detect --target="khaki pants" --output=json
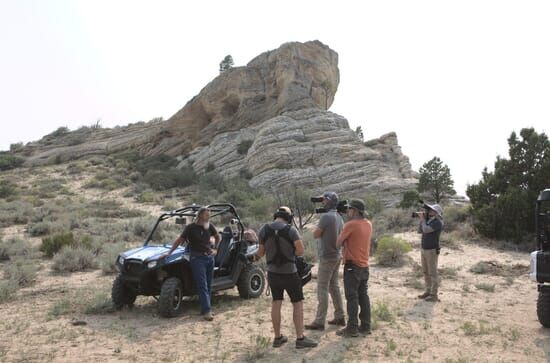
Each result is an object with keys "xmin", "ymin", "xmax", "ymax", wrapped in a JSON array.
[
  {"xmin": 421, "ymin": 249, "xmax": 439, "ymax": 296},
  {"xmin": 313, "ymin": 258, "xmax": 345, "ymax": 325}
]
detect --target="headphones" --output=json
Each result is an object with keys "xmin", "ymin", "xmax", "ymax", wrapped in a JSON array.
[{"xmin": 273, "ymin": 206, "xmax": 293, "ymax": 223}]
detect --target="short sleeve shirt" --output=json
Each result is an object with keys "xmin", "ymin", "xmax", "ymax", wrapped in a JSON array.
[
  {"xmin": 180, "ymin": 223, "xmax": 219, "ymax": 256},
  {"xmin": 317, "ymin": 210, "xmax": 344, "ymax": 259}
]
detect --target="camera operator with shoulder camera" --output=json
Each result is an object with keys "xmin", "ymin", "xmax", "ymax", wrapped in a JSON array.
[
  {"xmin": 416, "ymin": 203, "xmax": 444, "ymax": 302},
  {"xmin": 305, "ymin": 192, "xmax": 346, "ymax": 331},
  {"xmin": 254, "ymin": 206, "xmax": 318, "ymax": 349}
]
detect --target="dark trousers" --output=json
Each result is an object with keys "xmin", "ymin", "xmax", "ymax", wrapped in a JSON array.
[
  {"xmin": 190, "ymin": 255, "xmax": 214, "ymax": 314},
  {"xmin": 343, "ymin": 264, "xmax": 371, "ymax": 330}
]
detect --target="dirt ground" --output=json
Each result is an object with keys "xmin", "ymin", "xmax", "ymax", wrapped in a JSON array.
[{"xmin": 1, "ymin": 167, "xmax": 549, "ymax": 362}]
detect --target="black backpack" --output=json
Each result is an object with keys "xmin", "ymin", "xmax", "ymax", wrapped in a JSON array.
[{"xmin": 263, "ymin": 224, "xmax": 313, "ymax": 286}]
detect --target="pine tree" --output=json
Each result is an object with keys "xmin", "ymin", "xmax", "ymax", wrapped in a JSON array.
[
  {"xmin": 219, "ymin": 55, "xmax": 234, "ymax": 73},
  {"xmin": 418, "ymin": 157, "xmax": 456, "ymax": 203}
]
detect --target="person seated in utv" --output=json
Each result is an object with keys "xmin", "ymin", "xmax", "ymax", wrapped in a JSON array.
[{"xmin": 163, "ymin": 207, "xmax": 220, "ymax": 321}]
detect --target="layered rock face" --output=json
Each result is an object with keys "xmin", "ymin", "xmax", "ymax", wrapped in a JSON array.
[{"xmin": 19, "ymin": 40, "xmax": 417, "ymax": 205}]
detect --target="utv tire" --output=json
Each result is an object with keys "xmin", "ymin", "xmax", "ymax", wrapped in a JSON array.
[
  {"xmin": 159, "ymin": 277, "xmax": 184, "ymax": 318},
  {"xmin": 112, "ymin": 275, "xmax": 137, "ymax": 310},
  {"xmin": 237, "ymin": 265, "xmax": 265, "ymax": 299},
  {"xmin": 538, "ymin": 288, "xmax": 550, "ymax": 327}
]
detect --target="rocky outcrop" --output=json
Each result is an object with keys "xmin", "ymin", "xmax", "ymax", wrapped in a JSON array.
[
  {"xmin": 181, "ymin": 108, "xmax": 417, "ymax": 205},
  {"xmin": 17, "ymin": 40, "xmax": 417, "ymax": 205}
]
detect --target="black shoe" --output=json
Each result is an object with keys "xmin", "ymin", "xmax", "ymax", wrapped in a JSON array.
[
  {"xmin": 305, "ymin": 322, "xmax": 325, "ymax": 331},
  {"xmin": 417, "ymin": 292, "xmax": 430, "ymax": 299},
  {"xmin": 273, "ymin": 335, "xmax": 288, "ymax": 348},
  {"xmin": 296, "ymin": 335, "xmax": 318, "ymax": 349},
  {"xmin": 359, "ymin": 326, "xmax": 372, "ymax": 335},
  {"xmin": 336, "ymin": 327, "xmax": 359, "ymax": 337},
  {"xmin": 327, "ymin": 318, "xmax": 346, "ymax": 326}
]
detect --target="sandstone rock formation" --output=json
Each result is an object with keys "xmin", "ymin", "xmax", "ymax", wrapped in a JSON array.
[{"xmin": 18, "ymin": 40, "xmax": 417, "ymax": 205}]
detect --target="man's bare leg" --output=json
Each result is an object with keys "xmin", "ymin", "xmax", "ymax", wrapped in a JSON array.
[
  {"xmin": 272, "ymin": 300, "xmax": 283, "ymax": 337},
  {"xmin": 292, "ymin": 301, "xmax": 304, "ymax": 338}
]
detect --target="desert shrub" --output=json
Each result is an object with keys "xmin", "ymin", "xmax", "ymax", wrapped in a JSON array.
[
  {"xmin": 30, "ymin": 178, "xmax": 70, "ymax": 198},
  {"xmin": 0, "ymin": 237, "xmax": 37, "ymax": 260},
  {"xmin": 0, "ymin": 153, "xmax": 24, "ymax": 171},
  {"xmin": 199, "ymin": 171, "xmax": 226, "ymax": 193},
  {"xmin": 0, "ymin": 179, "xmax": 17, "ymax": 199},
  {"xmin": 52, "ymin": 246, "xmax": 98, "ymax": 272},
  {"xmin": 99, "ymin": 242, "xmax": 127, "ymax": 274},
  {"xmin": 399, "ymin": 190, "xmax": 421, "ymax": 209},
  {"xmin": 135, "ymin": 154, "xmax": 178, "ymax": 174},
  {"xmin": 444, "ymin": 205, "xmax": 470, "ymax": 231},
  {"xmin": 3, "ymin": 260, "xmax": 37, "ymax": 287},
  {"xmin": 244, "ymin": 195, "xmax": 276, "ymax": 221},
  {"xmin": 0, "ymin": 200, "xmax": 33, "ymax": 227},
  {"xmin": 362, "ymin": 195, "xmax": 383, "ymax": 217},
  {"xmin": 27, "ymin": 221, "xmax": 52, "ymax": 236},
  {"xmin": 65, "ymin": 162, "xmax": 85, "ymax": 175},
  {"xmin": 87, "ymin": 199, "xmax": 145, "ymax": 218},
  {"xmin": 239, "ymin": 168, "xmax": 253, "ymax": 180},
  {"xmin": 372, "ymin": 300, "xmax": 394, "ymax": 323},
  {"xmin": 375, "ymin": 236, "xmax": 412, "ymax": 267},
  {"xmin": 40, "ymin": 232, "xmax": 75, "ymax": 258},
  {"xmin": 84, "ymin": 292, "xmax": 115, "ymax": 314},
  {"xmin": 205, "ymin": 162, "xmax": 216, "ymax": 172},
  {"xmin": 10, "ymin": 142, "xmax": 24, "ymax": 152},
  {"xmin": 0, "ymin": 280, "xmax": 19, "ymax": 303},
  {"xmin": 143, "ymin": 167, "xmax": 197, "ymax": 190},
  {"xmin": 301, "ymin": 229, "xmax": 317, "ymax": 263},
  {"xmin": 237, "ymin": 140, "xmax": 254, "ymax": 155},
  {"xmin": 136, "ymin": 191, "xmax": 157, "ymax": 203},
  {"xmin": 475, "ymin": 283, "xmax": 495, "ymax": 292},
  {"xmin": 372, "ymin": 208, "xmax": 415, "ymax": 240}
]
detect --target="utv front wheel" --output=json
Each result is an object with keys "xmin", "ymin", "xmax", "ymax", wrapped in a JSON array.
[
  {"xmin": 538, "ymin": 287, "xmax": 550, "ymax": 327},
  {"xmin": 237, "ymin": 265, "xmax": 265, "ymax": 299},
  {"xmin": 158, "ymin": 277, "xmax": 184, "ymax": 318},
  {"xmin": 112, "ymin": 275, "xmax": 137, "ymax": 310}
]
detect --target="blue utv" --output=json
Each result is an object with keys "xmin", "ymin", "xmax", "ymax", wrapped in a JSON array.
[{"xmin": 112, "ymin": 203, "xmax": 265, "ymax": 317}]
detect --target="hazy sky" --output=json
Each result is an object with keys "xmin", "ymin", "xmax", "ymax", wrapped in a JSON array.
[{"xmin": 1, "ymin": 1, "xmax": 549, "ymax": 195}]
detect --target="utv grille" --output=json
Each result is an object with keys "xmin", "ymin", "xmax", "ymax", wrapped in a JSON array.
[{"xmin": 125, "ymin": 260, "xmax": 144, "ymax": 275}]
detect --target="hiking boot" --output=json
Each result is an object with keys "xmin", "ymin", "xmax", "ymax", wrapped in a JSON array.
[
  {"xmin": 273, "ymin": 335, "xmax": 288, "ymax": 348},
  {"xmin": 424, "ymin": 295, "xmax": 439, "ymax": 302},
  {"xmin": 328, "ymin": 318, "xmax": 346, "ymax": 326},
  {"xmin": 359, "ymin": 325, "xmax": 372, "ymax": 335},
  {"xmin": 202, "ymin": 312, "xmax": 214, "ymax": 321},
  {"xmin": 336, "ymin": 327, "xmax": 359, "ymax": 337},
  {"xmin": 305, "ymin": 322, "xmax": 325, "ymax": 331},
  {"xmin": 296, "ymin": 335, "xmax": 318, "ymax": 349},
  {"xmin": 417, "ymin": 292, "xmax": 430, "ymax": 299}
]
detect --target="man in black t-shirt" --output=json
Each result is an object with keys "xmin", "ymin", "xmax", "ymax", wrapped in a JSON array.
[
  {"xmin": 164, "ymin": 207, "xmax": 220, "ymax": 320},
  {"xmin": 416, "ymin": 203, "xmax": 444, "ymax": 302}
]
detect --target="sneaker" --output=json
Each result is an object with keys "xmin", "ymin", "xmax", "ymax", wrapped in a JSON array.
[
  {"xmin": 202, "ymin": 312, "xmax": 214, "ymax": 321},
  {"xmin": 296, "ymin": 335, "xmax": 318, "ymax": 349},
  {"xmin": 417, "ymin": 292, "xmax": 430, "ymax": 299},
  {"xmin": 273, "ymin": 335, "xmax": 288, "ymax": 348},
  {"xmin": 327, "ymin": 318, "xmax": 346, "ymax": 326},
  {"xmin": 336, "ymin": 327, "xmax": 359, "ymax": 337},
  {"xmin": 304, "ymin": 322, "xmax": 325, "ymax": 331},
  {"xmin": 424, "ymin": 295, "xmax": 439, "ymax": 302},
  {"xmin": 359, "ymin": 326, "xmax": 372, "ymax": 335}
]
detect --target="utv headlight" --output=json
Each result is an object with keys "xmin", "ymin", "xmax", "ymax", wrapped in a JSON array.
[
  {"xmin": 117, "ymin": 256, "xmax": 125, "ymax": 265},
  {"xmin": 147, "ymin": 260, "xmax": 158, "ymax": 269}
]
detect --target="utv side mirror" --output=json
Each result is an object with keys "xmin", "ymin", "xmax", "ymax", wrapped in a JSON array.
[
  {"xmin": 176, "ymin": 218, "xmax": 187, "ymax": 225},
  {"xmin": 230, "ymin": 218, "xmax": 239, "ymax": 225}
]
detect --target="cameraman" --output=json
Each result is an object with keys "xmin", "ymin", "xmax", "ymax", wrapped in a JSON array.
[
  {"xmin": 255, "ymin": 206, "xmax": 318, "ymax": 349},
  {"xmin": 305, "ymin": 192, "xmax": 345, "ymax": 331},
  {"xmin": 417, "ymin": 203, "xmax": 444, "ymax": 302}
]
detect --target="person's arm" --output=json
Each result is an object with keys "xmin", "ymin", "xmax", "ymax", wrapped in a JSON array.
[
  {"xmin": 314, "ymin": 214, "xmax": 329, "ymax": 239},
  {"xmin": 252, "ymin": 226, "xmax": 266, "ymax": 261},
  {"xmin": 421, "ymin": 218, "xmax": 442, "ymax": 234},
  {"xmin": 336, "ymin": 223, "xmax": 351, "ymax": 248},
  {"xmin": 313, "ymin": 227, "xmax": 323, "ymax": 239},
  {"xmin": 210, "ymin": 224, "xmax": 221, "ymax": 247},
  {"xmin": 294, "ymin": 240, "xmax": 305, "ymax": 257}
]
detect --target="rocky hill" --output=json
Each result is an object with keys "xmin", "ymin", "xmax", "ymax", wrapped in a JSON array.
[{"xmin": 15, "ymin": 40, "xmax": 417, "ymax": 205}]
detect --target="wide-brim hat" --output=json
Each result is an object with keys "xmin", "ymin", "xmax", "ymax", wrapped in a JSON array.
[
  {"xmin": 347, "ymin": 199, "xmax": 366, "ymax": 215},
  {"xmin": 425, "ymin": 203, "xmax": 443, "ymax": 217}
]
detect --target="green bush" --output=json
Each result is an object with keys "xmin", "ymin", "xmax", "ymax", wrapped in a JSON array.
[
  {"xmin": 399, "ymin": 190, "xmax": 420, "ymax": 209},
  {"xmin": 199, "ymin": 171, "xmax": 226, "ymax": 193},
  {"xmin": 3, "ymin": 260, "xmax": 37, "ymax": 287},
  {"xmin": 444, "ymin": 205, "xmax": 470, "ymax": 231},
  {"xmin": 0, "ymin": 200, "xmax": 33, "ymax": 227},
  {"xmin": 363, "ymin": 195, "xmax": 383, "ymax": 217},
  {"xmin": 237, "ymin": 140, "xmax": 254, "ymax": 155},
  {"xmin": 0, "ymin": 179, "xmax": 17, "ymax": 199},
  {"xmin": 40, "ymin": 232, "xmax": 75, "ymax": 258},
  {"xmin": 28, "ymin": 221, "xmax": 51, "ymax": 236},
  {"xmin": 0, "ymin": 153, "xmax": 24, "ymax": 171},
  {"xmin": 143, "ymin": 167, "xmax": 197, "ymax": 190},
  {"xmin": 99, "ymin": 242, "xmax": 127, "ymax": 274},
  {"xmin": 375, "ymin": 236, "xmax": 412, "ymax": 267},
  {"xmin": 52, "ymin": 246, "xmax": 98, "ymax": 272},
  {"xmin": 0, "ymin": 280, "xmax": 19, "ymax": 303}
]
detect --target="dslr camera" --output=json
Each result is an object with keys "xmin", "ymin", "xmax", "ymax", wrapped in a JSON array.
[
  {"xmin": 411, "ymin": 200, "xmax": 430, "ymax": 218},
  {"xmin": 311, "ymin": 196, "xmax": 349, "ymax": 214}
]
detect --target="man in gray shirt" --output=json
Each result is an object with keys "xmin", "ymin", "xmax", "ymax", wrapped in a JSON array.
[
  {"xmin": 305, "ymin": 192, "xmax": 346, "ymax": 330},
  {"xmin": 255, "ymin": 206, "xmax": 318, "ymax": 349}
]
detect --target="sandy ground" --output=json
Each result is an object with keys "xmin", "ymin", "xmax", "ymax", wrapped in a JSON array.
[{"xmin": 1, "ymin": 166, "xmax": 549, "ymax": 362}]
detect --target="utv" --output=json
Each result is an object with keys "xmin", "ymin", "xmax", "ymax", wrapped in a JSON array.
[
  {"xmin": 529, "ymin": 189, "xmax": 550, "ymax": 326},
  {"xmin": 112, "ymin": 203, "xmax": 266, "ymax": 317}
]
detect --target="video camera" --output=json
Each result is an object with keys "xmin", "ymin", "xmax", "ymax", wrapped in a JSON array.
[
  {"xmin": 411, "ymin": 200, "xmax": 430, "ymax": 219},
  {"xmin": 311, "ymin": 196, "xmax": 349, "ymax": 214}
]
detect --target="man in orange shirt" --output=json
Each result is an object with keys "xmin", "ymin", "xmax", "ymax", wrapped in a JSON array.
[{"xmin": 336, "ymin": 199, "xmax": 372, "ymax": 337}]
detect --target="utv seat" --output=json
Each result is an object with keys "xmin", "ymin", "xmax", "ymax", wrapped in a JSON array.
[{"xmin": 215, "ymin": 227, "xmax": 233, "ymax": 269}]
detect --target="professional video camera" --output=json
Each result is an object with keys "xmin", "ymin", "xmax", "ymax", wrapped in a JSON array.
[
  {"xmin": 411, "ymin": 200, "xmax": 431, "ymax": 218},
  {"xmin": 311, "ymin": 196, "xmax": 349, "ymax": 214}
]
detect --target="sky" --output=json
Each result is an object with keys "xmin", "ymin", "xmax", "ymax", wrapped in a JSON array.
[{"xmin": 1, "ymin": 1, "xmax": 549, "ymax": 195}]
